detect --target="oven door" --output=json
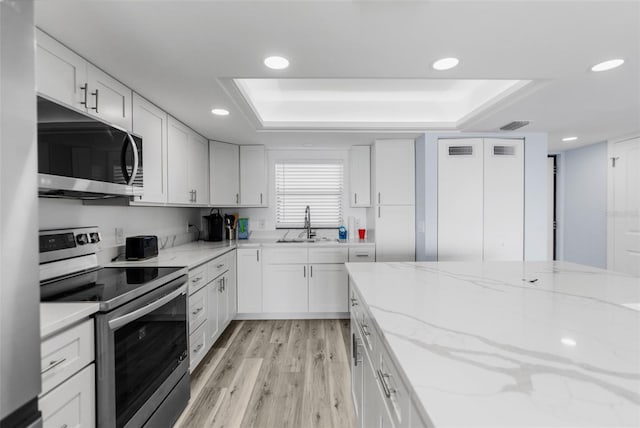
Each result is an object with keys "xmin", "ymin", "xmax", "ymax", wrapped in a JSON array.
[{"xmin": 96, "ymin": 276, "xmax": 189, "ymax": 428}]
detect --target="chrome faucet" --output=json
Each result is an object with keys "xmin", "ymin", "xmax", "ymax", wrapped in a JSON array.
[{"xmin": 304, "ymin": 205, "xmax": 311, "ymax": 239}]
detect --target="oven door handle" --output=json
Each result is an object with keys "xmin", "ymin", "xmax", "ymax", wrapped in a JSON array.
[{"xmin": 108, "ymin": 284, "xmax": 187, "ymax": 330}]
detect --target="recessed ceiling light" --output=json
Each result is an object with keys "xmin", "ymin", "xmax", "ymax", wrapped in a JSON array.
[
  {"xmin": 562, "ymin": 136, "xmax": 578, "ymax": 142},
  {"xmin": 211, "ymin": 108, "xmax": 229, "ymax": 116},
  {"xmin": 591, "ymin": 59, "xmax": 624, "ymax": 72},
  {"xmin": 264, "ymin": 56, "xmax": 290, "ymax": 70},
  {"xmin": 432, "ymin": 57, "xmax": 459, "ymax": 71},
  {"xmin": 561, "ymin": 337, "xmax": 577, "ymax": 347}
]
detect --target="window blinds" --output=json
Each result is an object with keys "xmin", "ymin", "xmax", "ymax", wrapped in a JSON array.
[{"xmin": 275, "ymin": 161, "xmax": 344, "ymax": 228}]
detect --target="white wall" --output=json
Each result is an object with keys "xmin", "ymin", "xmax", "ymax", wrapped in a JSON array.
[
  {"xmin": 222, "ymin": 147, "xmax": 368, "ymax": 237},
  {"xmin": 39, "ymin": 199, "xmax": 201, "ymax": 263},
  {"xmin": 416, "ymin": 132, "xmax": 549, "ymax": 261},
  {"xmin": 560, "ymin": 142, "xmax": 608, "ymax": 268}
]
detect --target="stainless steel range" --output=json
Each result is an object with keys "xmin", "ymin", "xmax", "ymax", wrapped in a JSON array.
[{"xmin": 39, "ymin": 227, "xmax": 190, "ymax": 428}]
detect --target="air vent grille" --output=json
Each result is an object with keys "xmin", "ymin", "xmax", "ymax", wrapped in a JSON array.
[
  {"xmin": 448, "ymin": 146, "xmax": 473, "ymax": 156},
  {"xmin": 500, "ymin": 121, "xmax": 530, "ymax": 131},
  {"xmin": 493, "ymin": 146, "xmax": 516, "ymax": 156}
]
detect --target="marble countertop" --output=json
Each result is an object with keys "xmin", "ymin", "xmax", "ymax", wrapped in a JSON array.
[
  {"xmin": 345, "ymin": 261, "xmax": 640, "ymax": 427},
  {"xmin": 109, "ymin": 241, "xmax": 236, "ymax": 269},
  {"xmin": 40, "ymin": 302, "xmax": 100, "ymax": 339}
]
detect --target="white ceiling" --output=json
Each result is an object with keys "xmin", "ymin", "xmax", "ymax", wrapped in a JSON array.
[{"xmin": 35, "ymin": 1, "xmax": 640, "ymax": 151}]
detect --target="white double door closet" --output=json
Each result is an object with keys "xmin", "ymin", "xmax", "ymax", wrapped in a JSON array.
[{"xmin": 438, "ymin": 138, "xmax": 524, "ymax": 261}]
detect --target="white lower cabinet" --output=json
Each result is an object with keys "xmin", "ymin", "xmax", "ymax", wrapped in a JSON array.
[
  {"xmin": 39, "ymin": 318, "xmax": 96, "ymax": 428},
  {"xmin": 260, "ymin": 248, "xmax": 349, "ymax": 315},
  {"xmin": 40, "ymin": 364, "xmax": 95, "ymax": 428},
  {"xmin": 188, "ymin": 249, "xmax": 237, "ymax": 372},
  {"xmin": 308, "ymin": 264, "xmax": 348, "ymax": 312},
  {"xmin": 237, "ymin": 248, "xmax": 262, "ymax": 314}
]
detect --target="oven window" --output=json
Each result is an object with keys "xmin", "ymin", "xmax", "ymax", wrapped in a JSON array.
[{"xmin": 114, "ymin": 292, "xmax": 187, "ymax": 428}]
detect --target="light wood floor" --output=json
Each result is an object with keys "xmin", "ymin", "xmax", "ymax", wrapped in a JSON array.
[{"xmin": 174, "ymin": 319, "xmax": 356, "ymax": 428}]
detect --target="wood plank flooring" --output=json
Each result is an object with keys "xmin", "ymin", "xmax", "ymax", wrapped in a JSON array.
[{"xmin": 174, "ymin": 320, "xmax": 356, "ymax": 428}]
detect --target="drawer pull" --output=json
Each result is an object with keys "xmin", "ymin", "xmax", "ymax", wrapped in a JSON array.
[
  {"xmin": 361, "ymin": 324, "xmax": 370, "ymax": 337},
  {"xmin": 216, "ymin": 263, "xmax": 224, "ymax": 269},
  {"xmin": 351, "ymin": 297, "xmax": 358, "ymax": 307},
  {"xmin": 191, "ymin": 307, "xmax": 203, "ymax": 316},
  {"xmin": 191, "ymin": 276, "xmax": 202, "ymax": 283},
  {"xmin": 193, "ymin": 343, "xmax": 203, "ymax": 353},
  {"xmin": 355, "ymin": 253, "xmax": 369, "ymax": 257},
  {"xmin": 377, "ymin": 369, "xmax": 395, "ymax": 399},
  {"xmin": 61, "ymin": 424, "xmax": 68, "ymax": 428},
  {"xmin": 41, "ymin": 358, "xmax": 67, "ymax": 374}
]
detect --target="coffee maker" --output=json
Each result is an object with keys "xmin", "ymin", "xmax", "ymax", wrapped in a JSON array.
[{"xmin": 204, "ymin": 209, "xmax": 224, "ymax": 241}]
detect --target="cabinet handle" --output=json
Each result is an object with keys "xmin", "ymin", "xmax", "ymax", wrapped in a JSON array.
[
  {"xmin": 216, "ymin": 263, "xmax": 224, "ymax": 269},
  {"xmin": 223, "ymin": 277, "xmax": 226, "ymax": 291},
  {"xmin": 356, "ymin": 253, "xmax": 369, "ymax": 257},
  {"xmin": 351, "ymin": 297, "xmax": 358, "ymax": 307},
  {"xmin": 193, "ymin": 343, "xmax": 203, "ymax": 353},
  {"xmin": 361, "ymin": 323, "xmax": 370, "ymax": 337},
  {"xmin": 310, "ymin": 265, "xmax": 313, "ymax": 277},
  {"xmin": 61, "ymin": 424, "xmax": 68, "ymax": 428},
  {"xmin": 377, "ymin": 369, "xmax": 394, "ymax": 398},
  {"xmin": 352, "ymin": 333, "xmax": 362, "ymax": 367},
  {"xmin": 378, "ymin": 192, "xmax": 381, "ymax": 204},
  {"xmin": 303, "ymin": 266, "xmax": 306, "ymax": 278},
  {"xmin": 236, "ymin": 193, "xmax": 239, "ymax": 204},
  {"xmin": 378, "ymin": 206, "xmax": 381, "ymax": 218},
  {"xmin": 91, "ymin": 89, "xmax": 99, "ymax": 112},
  {"xmin": 41, "ymin": 358, "xmax": 67, "ymax": 374},
  {"xmin": 191, "ymin": 276, "xmax": 202, "ymax": 283},
  {"xmin": 192, "ymin": 307, "xmax": 203, "ymax": 316},
  {"xmin": 354, "ymin": 193, "xmax": 358, "ymax": 205},
  {"xmin": 80, "ymin": 83, "xmax": 88, "ymax": 108},
  {"xmin": 256, "ymin": 250, "xmax": 260, "ymax": 262},
  {"xmin": 194, "ymin": 189, "xmax": 197, "ymax": 203},
  {"xmin": 260, "ymin": 193, "xmax": 263, "ymax": 204}
]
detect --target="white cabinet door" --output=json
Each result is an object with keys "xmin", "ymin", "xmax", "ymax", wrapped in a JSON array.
[
  {"xmin": 36, "ymin": 29, "xmax": 87, "ymax": 110},
  {"xmin": 308, "ymin": 264, "xmax": 348, "ymax": 312},
  {"xmin": 237, "ymin": 248, "xmax": 262, "ymax": 313},
  {"xmin": 437, "ymin": 138, "xmax": 484, "ymax": 261},
  {"xmin": 240, "ymin": 145, "xmax": 267, "ymax": 206},
  {"xmin": 209, "ymin": 141, "xmax": 239, "ymax": 206},
  {"xmin": 167, "ymin": 117, "xmax": 191, "ymax": 204},
  {"xmin": 189, "ymin": 131, "xmax": 209, "ymax": 205},
  {"xmin": 40, "ymin": 364, "xmax": 95, "ymax": 428},
  {"xmin": 374, "ymin": 140, "xmax": 414, "ymax": 206},
  {"xmin": 263, "ymin": 264, "xmax": 308, "ymax": 313},
  {"xmin": 132, "ymin": 94, "xmax": 168, "ymax": 203},
  {"xmin": 206, "ymin": 278, "xmax": 220, "ymax": 345},
  {"xmin": 87, "ymin": 64, "xmax": 132, "ymax": 131},
  {"xmin": 483, "ymin": 138, "xmax": 524, "ymax": 261},
  {"xmin": 362, "ymin": 353, "xmax": 381, "ymax": 428},
  {"xmin": 376, "ymin": 205, "xmax": 415, "ymax": 262},
  {"xmin": 350, "ymin": 145, "xmax": 371, "ymax": 207}
]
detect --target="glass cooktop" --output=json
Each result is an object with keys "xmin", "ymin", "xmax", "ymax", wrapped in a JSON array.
[{"xmin": 40, "ymin": 266, "xmax": 184, "ymax": 308}]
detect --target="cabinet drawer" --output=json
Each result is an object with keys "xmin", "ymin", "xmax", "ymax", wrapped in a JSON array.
[
  {"xmin": 263, "ymin": 248, "xmax": 307, "ymax": 264},
  {"xmin": 348, "ymin": 246, "xmax": 375, "ymax": 263},
  {"xmin": 377, "ymin": 346, "xmax": 411, "ymax": 428},
  {"xmin": 40, "ymin": 363, "xmax": 95, "ymax": 428},
  {"xmin": 41, "ymin": 319, "xmax": 94, "ymax": 395},
  {"xmin": 188, "ymin": 287, "xmax": 207, "ymax": 332},
  {"xmin": 189, "ymin": 322, "xmax": 208, "ymax": 371},
  {"xmin": 308, "ymin": 247, "xmax": 348, "ymax": 263},
  {"xmin": 188, "ymin": 264, "xmax": 208, "ymax": 294},
  {"xmin": 208, "ymin": 252, "xmax": 230, "ymax": 280}
]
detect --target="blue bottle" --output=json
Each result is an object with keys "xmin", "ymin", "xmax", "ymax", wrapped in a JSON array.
[{"xmin": 338, "ymin": 225, "xmax": 347, "ymax": 240}]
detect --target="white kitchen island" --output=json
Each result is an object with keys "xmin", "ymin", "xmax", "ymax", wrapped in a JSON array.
[{"xmin": 346, "ymin": 261, "xmax": 640, "ymax": 427}]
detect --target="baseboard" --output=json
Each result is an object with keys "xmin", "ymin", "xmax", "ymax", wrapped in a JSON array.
[{"xmin": 234, "ymin": 312, "xmax": 349, "ymax": 320}]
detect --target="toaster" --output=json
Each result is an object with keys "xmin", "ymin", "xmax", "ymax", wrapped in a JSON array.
[{"xmin": 125, "ymin": 235, "xmax": 159, "ymax": 260}]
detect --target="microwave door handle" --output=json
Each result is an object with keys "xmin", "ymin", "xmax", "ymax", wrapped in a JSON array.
[
  {"xmin": 108, "ymin": 284, "xmax": 186, "ymax": 330},
  {"xmin": 120, "ymin": 133, "xmax": 139, "ymax": 186}
]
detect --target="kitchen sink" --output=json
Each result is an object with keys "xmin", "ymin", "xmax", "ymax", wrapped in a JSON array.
[{"xmin": 276, "ymin": 237, "xmax": 340, "ymax": 243}]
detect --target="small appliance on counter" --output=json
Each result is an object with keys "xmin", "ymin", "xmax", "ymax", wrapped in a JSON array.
[
  {"xmin": 224, "ymin": 214, "xmax": 236, "ymax": 240},
  {"xmin": 125, "ymin": 235, "xmax": 158, "ymax": 260},
  {"xmin": 238, "ymin": 218, "xmax": 249, "ymax": 239},
  {"xmin": 204, "ymin": 208, "xmax": 224, "ymax": 241}
]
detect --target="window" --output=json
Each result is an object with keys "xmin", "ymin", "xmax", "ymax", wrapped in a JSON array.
[{"xmin": 275, "ymin": 161, "xmax": 344, "ymax": 228}]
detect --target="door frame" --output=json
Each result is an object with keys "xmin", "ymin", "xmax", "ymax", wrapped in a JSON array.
[
  {"xmin": 547, "ymin": 155, "xmax": 557, "ymax": 260},
  {"xmin": 606, "ymin": 134, "xmax": 640, "ymax": 271}
]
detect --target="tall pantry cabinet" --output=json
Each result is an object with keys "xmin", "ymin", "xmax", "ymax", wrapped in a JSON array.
[
  {"xmin": 437, "ymin": 138, "xmax": 524, "ymax": 261},
  {"xmin": 370, "ymin": 140, "xmax": 416, "ymax": 262}
]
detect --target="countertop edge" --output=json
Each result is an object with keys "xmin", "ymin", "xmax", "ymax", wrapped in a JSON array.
[{"xmin": 40, "ymin": 302, "xmax": 100, "ymax": 339}]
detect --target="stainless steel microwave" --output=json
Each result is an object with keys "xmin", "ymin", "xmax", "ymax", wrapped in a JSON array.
[{"xmin": 37, "ymin": 96, "xmax": 143, "ymax": 199}]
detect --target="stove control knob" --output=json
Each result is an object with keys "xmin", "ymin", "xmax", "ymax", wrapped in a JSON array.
[
  {"xmin": 76, "ymin": 233, "xmax": 89, "ymax": 245},
  {"xmin": 89, "ymin": 232, "xmax": 101, "ymax": 243}
]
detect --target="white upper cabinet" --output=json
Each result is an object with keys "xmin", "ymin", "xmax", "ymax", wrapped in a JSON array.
[
  {"xmin": 209, "ymin": 141, "xmax": 240, "ymax": 206},
  {"xmin": 132, "ymin": 94, "xmax": 168, "ymax": 204},
  {"xmin": 240, "ymin": 145, "xmax": 267, "ymax": 206},
  {"xmin": 35, "ymin": 29, "xmax": 133, "ymax": 131},
  {"xmin": 374, "ymin": 140, "xmax": 415, "ymax": 206},
  {"xmin": 350, "ymin": 145, "xmax": 371, "ymax": 207},
  {"xmin": 189, "ymin": 132, "xmax": 209, "ymax": 205},
  {"xmin": 36, "ymin": 29, "xmax": 86, "ymax": 109},
  {"xmin": 167, "ymin": 117, "xmax": 191, "ymax": 204},
  {"xmin": 86, "ymin": 64, "xmax": 132, "ymax": 131}
]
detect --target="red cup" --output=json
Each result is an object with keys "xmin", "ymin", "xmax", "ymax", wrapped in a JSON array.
[{"xmin": 358, "ymin": 228, "xmax": 366, "ymax": 240}]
